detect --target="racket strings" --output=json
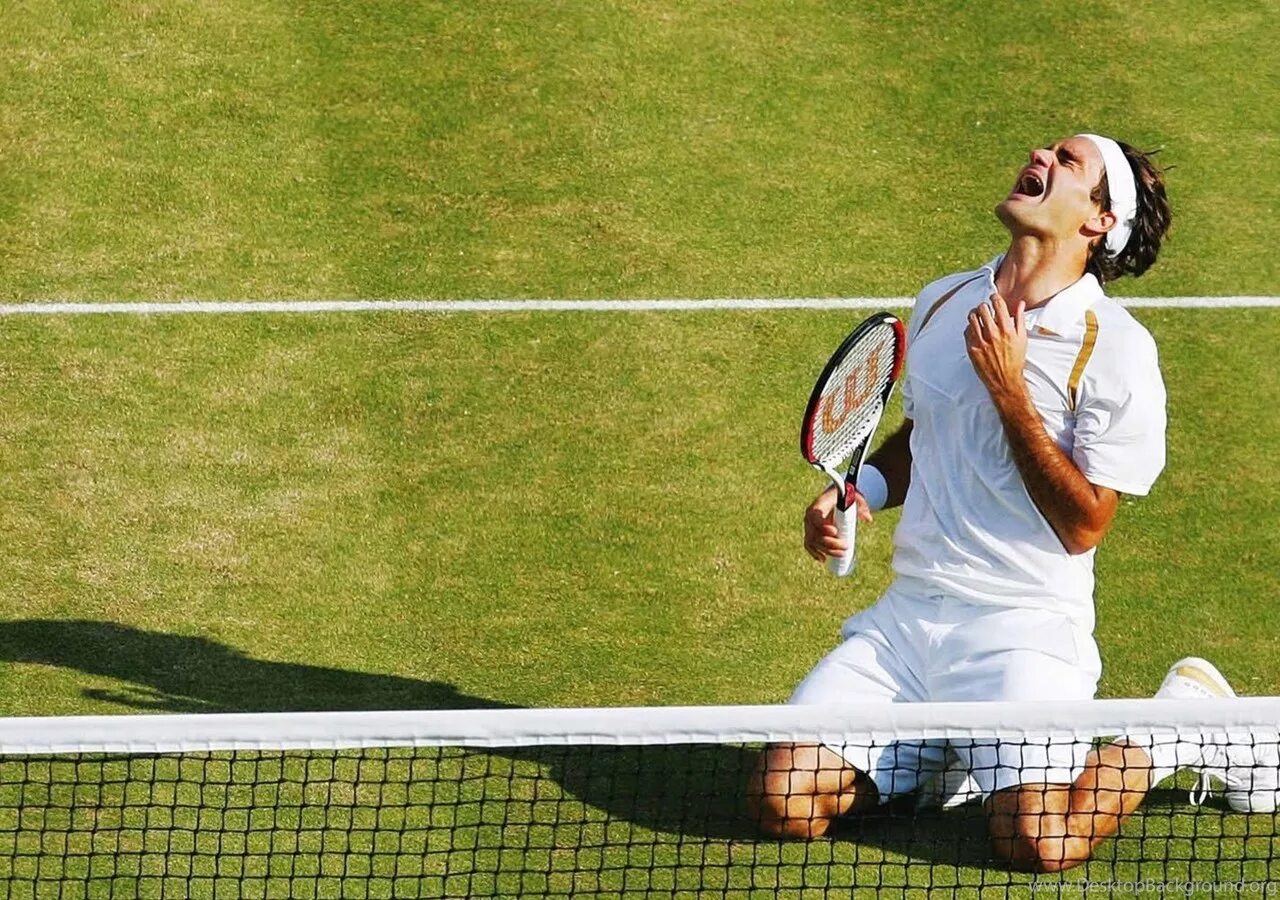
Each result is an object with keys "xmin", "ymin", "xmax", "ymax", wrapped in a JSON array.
[{"xmin": 808, "ymin": 329, "xmax": 899, "ymax": 465}]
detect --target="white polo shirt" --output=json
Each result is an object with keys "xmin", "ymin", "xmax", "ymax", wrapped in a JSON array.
[{"xmin": 893, "ymin": 256, "xmax": 1167, "ymax": 627}]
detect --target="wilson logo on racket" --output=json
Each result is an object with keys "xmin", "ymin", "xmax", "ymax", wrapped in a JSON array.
[{"xmin": 820, "ymin": 354, "xmax": 882, "ymax": 434}]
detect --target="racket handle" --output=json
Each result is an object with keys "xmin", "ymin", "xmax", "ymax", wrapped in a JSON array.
[{"xmin": 826, "ymin": 503, "xmax": 857, "ymax": 577}]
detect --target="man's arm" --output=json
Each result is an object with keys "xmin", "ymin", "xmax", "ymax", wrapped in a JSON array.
[
  {"xmin": 802, "ymin": 420, "xmax": 913, "ymax": 563},
  {"xmin": 965, "ymin": 297, "xmax": 1118, "ymax": 555}
]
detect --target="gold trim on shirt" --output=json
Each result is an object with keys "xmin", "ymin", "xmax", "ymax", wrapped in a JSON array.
[{"xmin": 1067, "ymin": 309, "xmax": 1099, "ymax": 411}]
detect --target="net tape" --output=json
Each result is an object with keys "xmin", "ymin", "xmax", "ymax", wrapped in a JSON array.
[{"xmin": 5, "ymin": 698, "xmax": 1279, "ymax": 755}]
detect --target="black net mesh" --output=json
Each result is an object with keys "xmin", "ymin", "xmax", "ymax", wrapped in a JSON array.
[{"xmin": 0, "ymin": 734, "xmax": 1277, "ymax": 898}]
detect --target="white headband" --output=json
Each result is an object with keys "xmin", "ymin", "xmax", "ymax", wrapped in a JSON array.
[{"xmin": 1077, "ymin": 133, "xmax": 1137, "ymax": 256}]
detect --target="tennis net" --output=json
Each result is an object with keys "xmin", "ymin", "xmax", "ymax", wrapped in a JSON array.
[{"xmin": 1, "ymin": 699, "xmax": 1279, "ymax": 898}]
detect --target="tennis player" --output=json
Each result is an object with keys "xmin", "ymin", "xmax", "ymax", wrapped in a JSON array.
[{"xmin": 747, "ymin": 135, "xmax": 1274, "ymax": 870}]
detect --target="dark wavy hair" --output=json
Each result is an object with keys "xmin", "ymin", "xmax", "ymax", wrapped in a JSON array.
[{"xmin": 1086, "ymin": 142, "xmax": 1172, "ymax": 283}]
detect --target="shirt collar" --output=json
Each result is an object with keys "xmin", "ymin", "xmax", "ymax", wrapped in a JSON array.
[{"xmin": 982, "ymin": 253, "xmax": 1103, "ymax": 336}]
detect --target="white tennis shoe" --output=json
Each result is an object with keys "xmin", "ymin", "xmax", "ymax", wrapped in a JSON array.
[
  {"xmin": 1155, "ymin": 657, "xmax": 1280, "ymax": 814},
  {"xmin": 1155, "ymin": 656, "xmax": 1236, "ymax": 701}
]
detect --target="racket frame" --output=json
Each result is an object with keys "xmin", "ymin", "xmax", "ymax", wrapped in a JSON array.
[{"xmin": 799, "ymin": 312, "xmax": 906, "ymax": 575}]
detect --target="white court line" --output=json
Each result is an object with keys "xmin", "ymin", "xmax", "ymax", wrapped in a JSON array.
[{"xmin": 0, "ymin": 297, "xmax": 1276, "ymax": 316}]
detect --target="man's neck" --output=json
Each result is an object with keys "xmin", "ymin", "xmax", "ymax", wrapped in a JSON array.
[{"xmin": 994, "ymin": 236, "xmax": 1089, "ymax": 310}]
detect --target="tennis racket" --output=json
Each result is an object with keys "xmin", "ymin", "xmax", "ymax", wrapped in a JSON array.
[{"xmin": 799, "ymin": 312, "xmax": 906, "ymax": 577}]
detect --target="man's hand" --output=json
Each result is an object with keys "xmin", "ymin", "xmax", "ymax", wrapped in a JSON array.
[
  {"xmin": 803, "ymin": 485, "xmax": 872, "ymax": 563},
  {"xmin": 965, "ymin": 293, "xmax": 1029, "ymax": 403},
  {"xmin": 963, "ymin": 292, "xmax": 1120, "ymax": 554}
]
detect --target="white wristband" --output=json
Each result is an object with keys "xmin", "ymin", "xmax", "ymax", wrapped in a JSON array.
[{"xmin": 856, "ymin": 465, "xmax": 889, "ymax": 512}]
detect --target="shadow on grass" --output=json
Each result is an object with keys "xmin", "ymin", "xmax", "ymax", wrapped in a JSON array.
[
  {"xmin": 0, "ymin": 619, "xmax": 758, "ymax": 842},
  {"xmin": 835, "ymin": 797, "xmax": 994, "ymax": 871},
  {"xmin": 0, "ymin": 618, "xmax": 512, "ymax": 714},
  {"xmin": 0, "ymin": 619, "xmax": 1106, "ymax": 874}
]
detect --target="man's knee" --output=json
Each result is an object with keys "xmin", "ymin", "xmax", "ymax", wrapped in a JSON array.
[
  {"xmin": 746, "ymin": 743, "xmax": 830, "ymax": 839},
  {"xmin": 986, "ymin": 785, "xmax": 1089, "ymax": 873},
  {"xmin": 746, "ymin": 743, "xmax": 868, "ymax": 840},
  {"xmin": 990, "ymin": 832, "xmax": 1086, "ymax": 873},
  {"xmin": 747, "ymin": 792, "xmax": 829, "ymax": 840}
]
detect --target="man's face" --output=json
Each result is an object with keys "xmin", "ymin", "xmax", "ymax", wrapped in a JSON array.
[{"xmin": 995, "ymin": 136, "xmax": 1109, "ymax": 245}]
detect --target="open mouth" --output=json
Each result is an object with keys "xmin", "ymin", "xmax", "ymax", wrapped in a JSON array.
[{"xmin": 1015, "ymin": 171, "xmax": 1046, "ymax": 198}]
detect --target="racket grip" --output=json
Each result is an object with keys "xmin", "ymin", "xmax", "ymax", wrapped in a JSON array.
[{"xmin": 825, "ymin": 503, "xmax": 857, "ymax": 578}]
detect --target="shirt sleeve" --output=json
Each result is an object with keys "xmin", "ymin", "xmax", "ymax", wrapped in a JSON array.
[{"xmin": 1070, "ymin": 332, "xmax": 1167, "ymax": 496}]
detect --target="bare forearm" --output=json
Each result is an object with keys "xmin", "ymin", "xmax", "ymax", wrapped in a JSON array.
[
  {"xmin": 866, "ymin": 420, "xmax": 913, "ymax": 509},
  {"xmin": 990, "ymin": 387, "xmax": 1115, "ymax": 554}
]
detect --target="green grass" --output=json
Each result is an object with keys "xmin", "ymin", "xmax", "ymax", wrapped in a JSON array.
[
  {"xmin": 0, "ymin": 309, "xmax": 1276, "ymax": 715},
  {"xmin": 0, "ymin": 309, "xmax": 1276, "ymax": 895},
  {"xmin": 0, "ymin": 0, "xmax": 1277, "ymax": 895},
  {"xmin": 0, "ymin": 0, "xmax": 1276, "ymax": 300}
]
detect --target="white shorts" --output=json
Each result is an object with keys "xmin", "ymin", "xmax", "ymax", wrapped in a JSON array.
[{"xmin": 789, "ymin": 582, "xmax": 1102, "ymax": 800}]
